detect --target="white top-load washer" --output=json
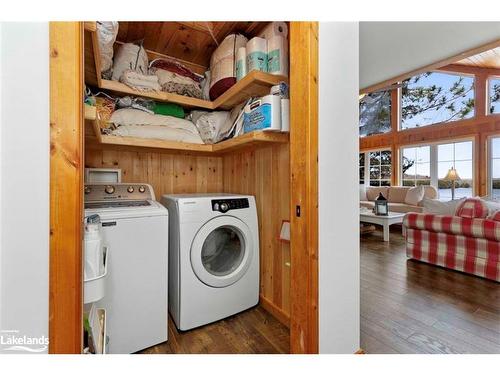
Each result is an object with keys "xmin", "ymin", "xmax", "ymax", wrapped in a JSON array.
[
  {"xmin": 84, "ymin": 183, "xmax": 168, "ymax": 354},
  {"xmin": 161, "ymin": 194, "xmax": 259, "ymax": 331}
]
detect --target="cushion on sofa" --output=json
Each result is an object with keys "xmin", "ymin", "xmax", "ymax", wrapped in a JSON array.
[
  {"xmin": 405, "ymin": 185, "xmax": 425, "ymax": 206},
  {"xmin": 489, "ymin": 210, "xmax": 500, "ymax": 222},
  {"xmin": 422, "ymin": 197, "xmax": 466, "ymax": 215},
  {"xmin": 359, "ymin": 185, "xmax": 367, "ymax": 201},
  {"xmin": 388, "ymin": 187, "xmax": 409, "ymax": 203},
  {"xmin": 455, "ymin": 198, "xmax": 489, "ymax": 219},
  {"xmin": 423, "ymin": 186, "xmax": 438, "ymax": 200},
  {"xmin": 360, "ymin": 201, "xmax": 374, "ymax": 210},
  {"xmin": 387, "ymin": 203, "xmax": 423, "ymax": 213},
  {"xmin": 484, "ymin": 199, "xmax": 500, "ymax": 214},
  {"xmin": 366, "ymin": 187, "xmax": 389, "ymax": 201}
]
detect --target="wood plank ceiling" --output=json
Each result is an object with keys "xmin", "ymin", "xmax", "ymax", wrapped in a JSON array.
[
  {"xmin": 455, "ymin": 46, "xmax": 500, "ymax": 69},
  {"xmin": 116, "ymin": 21, "xmax": 269, "ymax": 68}
]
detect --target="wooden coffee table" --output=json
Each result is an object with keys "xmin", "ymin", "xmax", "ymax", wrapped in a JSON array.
[{"xmin": 359, "ymin": 210, "xmax": 405, "ymax": 242}]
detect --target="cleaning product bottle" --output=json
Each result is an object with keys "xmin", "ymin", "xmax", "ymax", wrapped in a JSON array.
[{"xmin": 84, "ymin": 214, "xmax": 104, "ymax": 279}]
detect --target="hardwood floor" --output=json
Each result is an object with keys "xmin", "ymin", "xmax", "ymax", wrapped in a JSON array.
[
  {"xmin": 361, "ymin": 226, "xmax": 500, "ymax": 354},
  {"xmin": 138, "ymin": 306, "xmax": 290, "ymax": 354}
]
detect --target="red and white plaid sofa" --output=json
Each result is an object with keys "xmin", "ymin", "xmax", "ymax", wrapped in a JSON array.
[{"xmin": 403, "ymin": 198, "xmax": 500, "ymax": 282}]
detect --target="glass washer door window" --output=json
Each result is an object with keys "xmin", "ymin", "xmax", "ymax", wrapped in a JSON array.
[
  {"xmin": 190, "ymin": 216, "xmax": 254, "ymax": 288},
  {"xmin": 201, "ymin": 226, "xmax": 244, "ymax": 277}
]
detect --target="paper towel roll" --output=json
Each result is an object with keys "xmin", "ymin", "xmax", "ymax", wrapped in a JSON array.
[
  {"xmin": 235, "ymin": 47, "xmax": 247, "ymax": 81},
  {"xmin": 246, "ymin": 37, "xmax": 268, "ymax": 73},
  {"xmin": 258, "ymin": 22, "xmax": 288, "ymax": 40},
  {"xmin": 281, "ymin": 99, "xmax": 290, "ymax": 132},
  {"xmin": 267, "ymin": 36, "xmax": 288, "ymax": 77}
]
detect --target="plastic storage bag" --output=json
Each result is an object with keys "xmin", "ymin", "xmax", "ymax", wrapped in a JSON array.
[{"xmin": 96, "ymin": 21, "xmax": 119, "ymax": 79}]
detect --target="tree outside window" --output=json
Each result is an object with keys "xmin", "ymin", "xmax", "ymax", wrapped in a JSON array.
[
  {"xmin": 489, "ymin": 78, "xmax": 500, "ymax": 114},
  {"xmin": 369, "ymin": 150, "xmax": 391, "ymax": 186},
  {"xmin": 359, "ymin": 91, "xmax": 391, "ymax": 137},
  {"xmin": 401, "ymin": 72, "xmax": 475, "ymax": 130}
]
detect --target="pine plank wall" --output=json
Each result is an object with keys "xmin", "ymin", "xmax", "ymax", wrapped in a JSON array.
[{"xmin": 85, "ymin": 143, "xmax": 291, "ymax": 321}]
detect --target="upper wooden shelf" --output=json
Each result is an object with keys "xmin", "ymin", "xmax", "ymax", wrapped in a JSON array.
[
  {"xmin": 84, "ymin": 104, "xmax": 288, "ymax": 154},
  {"xmin": 84, "ymin": 21, "xmax": 287, "ymax": 111}
]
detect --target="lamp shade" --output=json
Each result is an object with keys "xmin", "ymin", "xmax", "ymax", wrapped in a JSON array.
[{"xmin": 444, "ymin": 167, "xmax": 460, "ymax": 181}]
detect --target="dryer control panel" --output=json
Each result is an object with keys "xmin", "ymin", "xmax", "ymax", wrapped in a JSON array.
[{"xmin": 212, "ymin": 198, "xmax": 249, "ymax": 213}]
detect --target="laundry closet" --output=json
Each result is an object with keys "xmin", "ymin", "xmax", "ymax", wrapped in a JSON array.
[{"xmin": 49, "ymin": 21, "xmax": 318, "ymax": 354}]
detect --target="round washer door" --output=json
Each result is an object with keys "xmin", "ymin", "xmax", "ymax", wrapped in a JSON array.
[{"xmin": 190, "ymin": 216, "xmax": 254, "ymax": 288}]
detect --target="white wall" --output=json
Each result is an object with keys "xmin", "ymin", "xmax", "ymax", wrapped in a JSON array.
[
  {"xmin": 318, "ymin": 22, "xmax": 360, "ymax": 353},
  {"xmin": 360, "ymin": 22, "xmax": 500, "ymax": 90},
  {"xmin": 0, "ymin": 22, "xmax": 49, "ymax": 353}
]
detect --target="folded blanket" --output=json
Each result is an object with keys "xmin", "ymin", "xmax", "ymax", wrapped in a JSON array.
[
  {"xmin": 110, "ymin": 125, "xmax": 204, "ymax": 144},
  {"xmin": 152, "ymin": 68, "xmax": 203, "ymax": 98},
  {"xmin": 149, "ymin": 58, "xmax": 203, "ymax": 83},
  {"xmin": 119, "ymin": 69, "xmax": 161, "ymax": 92}
]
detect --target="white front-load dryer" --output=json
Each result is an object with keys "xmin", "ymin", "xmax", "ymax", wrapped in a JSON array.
[{"xmin": 161, "ymin": 194, "xmax": 259, "ymax": 331}]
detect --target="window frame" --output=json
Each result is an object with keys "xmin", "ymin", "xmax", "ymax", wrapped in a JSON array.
[
  {"xmin": 398, "ymin": 70, "xmax": 476, "ymax": 131},
  {"xmin": 488, "ymin": 135, "xmax": 500, "ymax": 198},
  {"xmin": 487, "ymin": 75, "xmax": 500, "ymax": 116},
  {"xmin": 367, "ymin": 148, "xmax": 392, "ymax": 187},
  {"xmin": 359, "ymin": 90, "xmax": 393, "ymax": 138},
  {"xmin": 399, "ymin": 137, "xmax": 475, "ymax": 200}
]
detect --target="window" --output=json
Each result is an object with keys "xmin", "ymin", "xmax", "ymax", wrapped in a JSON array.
[
  {"xmin": 369, "ymin": 150, "xmax": 391, "ymax": 186},
  {"xmin": 359, "ymin": 91, "xmax": 391, "ymax": 137},
  {"xmin": 489, "ymin": 77, "xmax": 500, "ymax": 115},
  {"xmin": 438, "ymin": 141, "xmax": 473, "ymax": 200},
  {"xmin": 399, "ymin": 140, "xmax": 474, "ymax": 200},
  {"xmin": 401, "ymin": 146, "xmax": 431, "ymax": 187},
  {"xmin": 490, "ymin": 137, "xmax": 500, "ymax": 198},
  {"xmin": 359, "ymin": 153, "xmax": 365, "ymax": 185},
  {"xmin": 401, "ymin": 71, "xmax": 475, "ymax": 130}
]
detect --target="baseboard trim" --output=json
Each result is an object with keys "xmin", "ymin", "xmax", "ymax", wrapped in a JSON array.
[{"xmin": 259, "ymin": 295, "xmax": 290, "ymax": 328}]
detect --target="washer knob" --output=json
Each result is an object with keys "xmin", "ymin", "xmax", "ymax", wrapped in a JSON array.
[
  {"xmin": 138, "ymin": 186, "xmax": 146, "ymax": 193},
  {"xmin": 219, "ymin": 202, "xmax": 229, "ymax": 213},
  {"xmin": 104, "ymin": 185, "xmax": 115, "ymax": 194},
  {"xmin": 127, "ymin": 186, "xmax": 134, "ymax": 193},
  {"xmin": 84, "ymin": 186, "xmax": 91, "ymax": 194}
]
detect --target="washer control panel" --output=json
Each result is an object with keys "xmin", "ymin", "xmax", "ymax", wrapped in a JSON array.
[
  {"xmin": 84, "ymin": 183, "xmax": 154, "ymax": 202},
  {"xmin": 212, "ymin": 198, "xmax": 249, "ymax": 213}
]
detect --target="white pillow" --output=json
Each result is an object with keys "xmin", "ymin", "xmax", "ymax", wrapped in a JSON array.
[
  {"xmin": 422, "ymin": 197, "xmax": 466, "ymax": 215},
  {"xmin": 359, "ymin": 185, "xmax": 367, "ymax": 201},
  {"xmin": 111, "ymin": 125, "xmax": 204, "ymax": 144},
  {"xmin": 483, "ymin": 199, "xmax": 500, "ymax": 215},
  {"xmin": 405, "ymin": 185, "xmax": 425, "ymax": 206},
  {"xmin": 110, "ymin": 108, "xmax": 200, "ymax": 135}
]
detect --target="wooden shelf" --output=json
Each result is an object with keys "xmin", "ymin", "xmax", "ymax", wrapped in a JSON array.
[
  {"xmin": 99, "ymin": 79, "xmax": 213, "ymax": 110},
  {"xmin": 213, "ymin": 71, "xmax": 287, "ymax": 110},
  {"xmin": 85, "ymin": 112, "xmax": 288, "ymax": 154},
  {"xmin": 84, "ymin": 21, "xmax": 287, "ymax": 110}
]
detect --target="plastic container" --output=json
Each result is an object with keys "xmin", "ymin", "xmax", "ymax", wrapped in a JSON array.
[{"xmin": 84, "ymin": 246, "xmax": 108, "ymax": 304}]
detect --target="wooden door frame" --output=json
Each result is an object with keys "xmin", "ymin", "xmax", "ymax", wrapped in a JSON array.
[
  {"xmin": 48, "ymin": 21, "xmax": 320, "ymax": 354},
  {"xmin": 289, "ymin": 22, "xmax": 319, "ymax": 354},
  {"xmin": 49, "ymin": 21, "xmax": 84, "ymax": 353}
]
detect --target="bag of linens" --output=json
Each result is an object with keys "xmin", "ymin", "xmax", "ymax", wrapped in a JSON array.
[
  {"xmin": 96, "ymin": 21, "xmax": 119, "ymax": 79},
  {"xmin": 112, "ymin": 41, "xmax": 149, "ymax": 81},
  {"xmin": 209, "ymin": 34, "xmax": 248, "ymax": 101}
]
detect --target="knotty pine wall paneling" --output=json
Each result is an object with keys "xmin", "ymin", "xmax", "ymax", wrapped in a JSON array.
[{"xmin": 85, "ymin": 148, "xmax": 223, "ymax": 197}]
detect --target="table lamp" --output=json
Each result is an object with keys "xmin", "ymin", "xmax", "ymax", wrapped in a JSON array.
[{"xmin": 444, "ymin": 167, "xmax": 461, "ymax": 200}]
